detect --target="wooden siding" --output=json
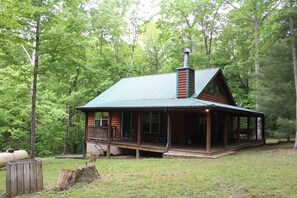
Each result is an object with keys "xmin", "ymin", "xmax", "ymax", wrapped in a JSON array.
[
  {"xmin": 111, "ymin": 112, "xmax": 121, "ymax": 138},
  {"xmin": 184, "ymin": 113, "xmax": 200, "ymax": 144},
  {"xmin": 199, "ymin": 92, "xmax": 230, "ymax": 104},
  {"xmin": 178, "ymin": 69, "xmax": 187, "ymax": 98},
  {"xmin": 87, "ymin": 112, "xmax": 94, "ymax": 127},
  {"xmin": 188, "ymin": 69, "xmax": 195, "ymax": 96},
  {"xmin": 171, "ymin": 112, "xmax": 184, "ymax": 144},
  {"xmin": 177, "ymin": 68, "xmax": 195, "ymax": 98},
  {"xmin": 87, "ymin": 112, "xmax": 94, "ymax": 138}
]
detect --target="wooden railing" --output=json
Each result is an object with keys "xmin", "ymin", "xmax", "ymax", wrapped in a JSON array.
[{"xmin": 87, "ymin": 126, "xmax": 108, "ymax": 140}]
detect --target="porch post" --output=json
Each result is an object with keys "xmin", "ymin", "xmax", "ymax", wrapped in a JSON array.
[
  {"xmin": 237, "ymin": 116, "xmax": 240, "ymax": 145},
  {"xmin": 206, "ymin": 111, "xmax": 211, "ymax": 152},
  {"xmin": 83, "ymin": 112, "xmax": 88, "ymax": 158},
  {"xmin": 224, "ymin": 115, "xmax": 228, "ymax": 149},
  {"xmin": 107, "ymin": 112, "xmax": 112, "ymax": 158},
  {"xmin": 136, "ymin": 112, "xmax": 141, "ymax": 159},
  {"xmin": 247, "ymin": 117, "xmax": 250, "ymax": 141},
  {"xmin": 262, "ymin": 115, "xmax": 265, "ymax": 144},
  {"xmin": 230, "ymin": 116, "xmax": 233, "ymax": 141},
  {"xmin": 255, "ymin": 117, "xmax": 258, "ymax": 141},
  {"xmin": 166, "ymin": 110, "xmax": 171, "ymax": 152}
]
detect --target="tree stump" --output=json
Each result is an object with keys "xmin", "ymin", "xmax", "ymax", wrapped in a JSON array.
[
  {"xmin": 56, "ymin": 169, "xmax": 76, "ymax": 190},
  {"xmin": 55, "ymin": 163, "xmax": 99, "ymax": 191},
  {"xmin": 75, "ymin": 163, "xmax": 100, "ymax": 183}
]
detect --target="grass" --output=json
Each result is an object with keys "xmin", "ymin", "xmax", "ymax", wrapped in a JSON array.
[{"xmin": 1, "ymin": 143, "xmax": 297, "ymax": 197}]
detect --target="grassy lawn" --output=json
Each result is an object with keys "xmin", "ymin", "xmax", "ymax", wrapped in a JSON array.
[{"xmin": 1, "ymin": 143, "xmax": 297, "ymax": 197}]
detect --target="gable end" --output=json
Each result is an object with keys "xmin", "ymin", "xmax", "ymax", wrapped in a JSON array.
[{"xmin": 197, "ymin": 70, "xmax": 235, "ymax": 105}]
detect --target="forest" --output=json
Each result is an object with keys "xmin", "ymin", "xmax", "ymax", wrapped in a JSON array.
[{"xmin": 0, "ymin": 0, "xmax": 296, "ymax": 156}]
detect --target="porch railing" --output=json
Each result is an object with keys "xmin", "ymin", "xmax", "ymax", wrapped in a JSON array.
[{"xmin": 87, "ymin": 126, "xmax": 108, "ymax": 140}]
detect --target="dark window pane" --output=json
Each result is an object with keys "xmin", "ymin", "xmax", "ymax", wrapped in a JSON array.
[
  {"xmin": 94, "ymin": 120, "xmax": 100, "ymax": 127},
  {"xmin": 151, "ymin": 113, "xmax": 160, "ymax": 123},
  {"xmin": 143, "ymin": 123, "xmax": 150, "ymax": 133},
  {"xmin": 151, "ymin": 123, "xmax": 160, "ymax": 133},
  {"xmin": 143, "ymin": 113, "xmax": 150, "ymax": 123},
  {"xmin": 102, "ymin": 120, "xmax": 108, "ymax": 126}
]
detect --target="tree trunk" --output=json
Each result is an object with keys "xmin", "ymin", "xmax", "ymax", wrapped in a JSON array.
[
  {"xmin": 130, "ymin": 24, "xmax": 137, "ymax": 72},
  {"xmin": 254, "ymin": 18, "xmax": 262, "ymax": 140},
  {"xmin": 63, "ymin": 105, "xmax": 72, "ymax": 154},
  {"xmin": 30, "ymin": 16, "xmax": 40, "ymax": 159},
  {"xmin": 290, "ymin": 1, "xmax": 297, "ymax": 149},
  {"xmin": 73, "ymin": 111, "xmax": 80, "ymax": 153}
]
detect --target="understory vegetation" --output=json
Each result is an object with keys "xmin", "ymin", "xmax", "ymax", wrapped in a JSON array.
[
  {"xmin": 0, "ymin": 143, "xmax": 296, "ymax": 197},
  {"xmin": 0, "ymin": 0, "xmax": 296, "ymax": 155}
]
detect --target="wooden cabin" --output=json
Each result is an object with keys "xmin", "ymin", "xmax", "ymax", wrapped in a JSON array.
[{"xmin": 77, "ymin": 49, "xmax": 264, "ymax": 158}]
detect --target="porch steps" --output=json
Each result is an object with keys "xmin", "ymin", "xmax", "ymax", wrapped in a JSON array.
[{"xmin": 163, "ymin": 150, "xmax": 236, "ymax": 159}]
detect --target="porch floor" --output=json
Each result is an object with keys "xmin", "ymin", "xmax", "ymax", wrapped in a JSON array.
[{"xmin": 87, "ymin": 138, "xmax": 264, "ymax": 158}]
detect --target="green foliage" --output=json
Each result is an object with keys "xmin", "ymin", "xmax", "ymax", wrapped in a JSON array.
[
  {"xmin": 0, "ymin": 0, "xmax": 296, "ymax": 155},
  {"xmin": 259, "ymin": 43, "xmax": 295, "ymax": 139},
  {"xmin": 0, "ymin": 64, "xmax": 31, "ymax": 151},
  {"xmin": 273, "ymin": 118, "xmax": 295, "ymax": 140}
]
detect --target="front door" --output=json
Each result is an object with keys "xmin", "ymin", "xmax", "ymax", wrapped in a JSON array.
[{"xmin": 122, "ymin": 112, "xmax": 132, "ymax": 139}]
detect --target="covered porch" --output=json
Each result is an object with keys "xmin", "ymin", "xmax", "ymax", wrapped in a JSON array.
[{"xmin": 84, "ymin": 108, "xmax": 265, "ymax": 158}]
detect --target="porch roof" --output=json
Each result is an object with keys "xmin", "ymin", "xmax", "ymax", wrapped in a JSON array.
[{"xmin": 78, "ymin": 98, "xmax": 263, "ymax": 116}]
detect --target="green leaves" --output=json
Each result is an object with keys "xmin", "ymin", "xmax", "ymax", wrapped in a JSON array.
[
  {"xmin": 259, "ymin": 43, "xmax": 295, "ymax": 139},
  {"xmin": 0, "ymin": 0, "xmax": 296, "ymax": 154}
]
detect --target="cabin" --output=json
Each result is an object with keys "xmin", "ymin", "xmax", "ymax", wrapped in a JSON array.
[{"xmin": 77, "ymin": 49, "xmax": 264, "ymax": 158}]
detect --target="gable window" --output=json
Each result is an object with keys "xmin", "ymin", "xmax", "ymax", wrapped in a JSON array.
[
  {"xmin": 94, "ymin": 112, "xmax": 109, "ymax": 127},
  {"xmin": 142, "ymin": 112, "xmax": 160, "ymax": 134},
  {"xmin": 204, "ymin": 79, "xmax": 225, "ymax": 96}
]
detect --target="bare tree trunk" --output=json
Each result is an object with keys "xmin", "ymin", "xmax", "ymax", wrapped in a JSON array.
[
  {"xmin": 290, "ymin": 1, "xmax": 297, "ymax": 149},
  {"xmin": 64, "ymin": 105, "xmax": 72, "ymax": 154},
  {"xmin": 130, "ymin": 24, "xmax": 137, "ymax": 73},
  {"xmin": 73, "ymin": 110, "xmax": 80, "ymax": 153},
  {"xmin": 254, "ymin": 18, "xmax": 262, "ymax": 140},
  {"xmin": 30, "ymin": 16, "xmax": 40, "ymax": 159},
  {"xmin": 254, "ymin": 18, "xmax": 260, "ymax": 111}
]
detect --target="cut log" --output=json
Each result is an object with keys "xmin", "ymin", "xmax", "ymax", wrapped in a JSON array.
[
  {"xmin": 56, "ymin": 169, "xmax": 76, "ymax": 190},
  {"xmin": 75, "ymin": 163, "xmax": 100, "ymax": 183}
]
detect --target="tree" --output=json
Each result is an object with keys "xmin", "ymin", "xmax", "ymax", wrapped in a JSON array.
[
  {"xmin": 158, "ymin": 0, "xmax": 227, "ymax": 69},
  {"xmin": 259, "ymin": 43, "xmax": 295, "ymax": 140},
  {"xmin": 288, "ymin": 0, "xmax": 297, "ymax": 148},
  {"xmin": 0, "ymin": 0, "xmax": 54, "ymax": 158}
]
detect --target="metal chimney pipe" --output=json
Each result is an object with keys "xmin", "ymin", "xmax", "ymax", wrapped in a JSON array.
[{"xmin": 183, "ymin": 48, "xmax": 191, "ymax": 68}]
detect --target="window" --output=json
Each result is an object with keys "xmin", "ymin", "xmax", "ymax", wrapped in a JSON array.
[
  {"xmin": 204, "ymin": 79, "xmax": 225, "ymax": 96},
  {"xmin": 142, "ymin": 112, "xmax": 160, "ymax": 133},
  {"xmin": 94, "ymin": 112, "xmax": 109, "ymax": 127}
]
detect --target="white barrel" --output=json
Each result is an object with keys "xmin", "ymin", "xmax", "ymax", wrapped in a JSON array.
[{"xmin": 0, "ymin": 150, "xmax": 29, "ymax": 167}]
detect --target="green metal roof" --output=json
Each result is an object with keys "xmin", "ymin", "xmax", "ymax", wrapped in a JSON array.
[
  {"xmin": 83, "ymin": 68, "xmax": 219, "ymax": 106},
  {"xmin": 78, "ymin": 67, "xmax": 262, "ymax": 116},
  {"xmin": 79, "ymin": 98, "xmax": 262, "ymax": 116}
]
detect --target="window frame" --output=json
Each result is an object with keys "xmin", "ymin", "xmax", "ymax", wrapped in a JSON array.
[
  {"xmin": 142, "ymin": 112, "xmax": 161, "ymax": 134},
  {"xmin": 204, "ymin": 79, "xmax": 225, "ymax": 96},
  {"xmin": 93, "ymin": 112, "xmax": 109, "ymax": 127}
]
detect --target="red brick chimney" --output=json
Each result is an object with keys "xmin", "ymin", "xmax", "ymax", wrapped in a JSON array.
[{"xmin": 176, "ymin": 48, "xmax": 195, "ymax": 98}]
